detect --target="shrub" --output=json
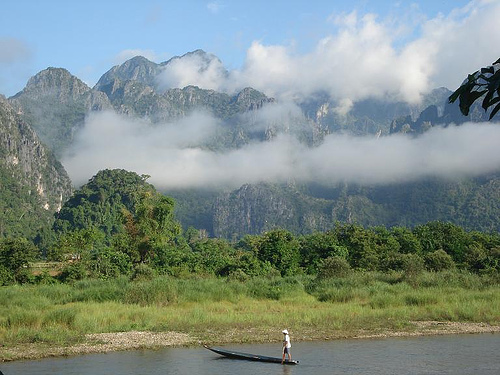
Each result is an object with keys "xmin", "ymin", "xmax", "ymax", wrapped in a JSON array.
[
  {"xmin": 89, "ymin": 248, "xmax": 132, "ymax": 279},
  {"xmin": 402, "ymin": 253, "xmax": 425, "ymax": 276},
  {"xmin": 35, "ymin": 270, "xmax": 58, "ymax": 285},
  {"xmin": 131, "ymin": 263, "xmax": 156, "ymax": 281},
  {"xmin": 227, "ymin": 269, "xmax": 250, "ymax": 282},
  {"xmin": 317, "ymin": 256, "xmax": 351, "ymax": 279},
  {"xmin": 0, "ymin": 265, "xmax": 13, "ymax": 286},
  {"xmin": 424, "ymin": 249, "xmax": 455, "ymax": 271},
  {"xmin": 58, "ymin": 262, "xmax": 87, "ymax": 283},
  {"xmin": 463, "ymin": 246, "xmax": 489, "ymax": 273},
  {"xmin": 380, "ymin": 253, "xmax": 424, "ymax": 274},
  {"xmin": 257, "ymin": 229, "xmax": 301, "ymax": 277}
]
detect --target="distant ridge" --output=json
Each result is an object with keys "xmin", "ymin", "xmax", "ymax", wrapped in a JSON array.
[{"xmin": 9, "ymin": 67, "xmax": 111, "ymax": 155}]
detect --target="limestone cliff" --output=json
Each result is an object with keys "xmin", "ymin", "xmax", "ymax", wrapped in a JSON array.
[{"xmin": 0, "ymin": 95, "xmax": 72, "ymax": 238}]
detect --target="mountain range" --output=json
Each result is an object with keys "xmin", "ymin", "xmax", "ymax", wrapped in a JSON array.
[{"xmin": 0, "ymin": 49, "xmax": 498, "ymax": 240}]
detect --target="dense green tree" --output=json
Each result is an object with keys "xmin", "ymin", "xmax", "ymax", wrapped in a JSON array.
[
  {"xmin": 236, "ymin": 234, "xmax": 262, "ymax": 254},
  {"xmin": 233, "ymin": 251, "xmax": 268, "ymax": 277},
  {"xmin": 49, "ymin": 169, "xmax": 184, "ymax": 279},
  {"xmin": 299, "ymin": 231, "xmax": 348, "ymax": 274},
  {"xmin": 380, "ymin": 252, "xmax": 424, "ymax": 275},
  {"xmin": 390, "ymin": 226, "xmax": 423, "ymax": 254},
  {"xmin": 463, "ymin": 244, "xmax": 489, "ymax": 273},
  {"xmin": 317, "ymin": 256, "xmax": 351, "ymax": 279},
  {"xmin": 121, "ymin": 193, "xmax": 182, "ymax": 264},
  {"xmin": 151, "ymin": 244, "xmax": 193, "ymax": 276},
  {"xmin": 424, "ymin": 249, "xmax": 455, "ymax": 271},
  {"xmin": 412, "ymin": 221, "xmax": 470, "ymax": 262},
  {"xmin": 487, "ymin": 247, "xmax": 500, "ymax": 272},
  {"xmin": 184, "ymin": 226, "xmax": 209, "ymax": 244},
  {"xmin": 0, "ymin": 238, "xmax": 38, "ymax": 283},
  {"xmin": 333, "ymin": 223, "xmax": 379, "ymax": 270},
  {"xmin": 89, "ymin": 247, "xmax": 132, "ymax": 279},
  {"xmin": 256, "ymin": 229, "xmax": 301, "ymax": 276},
  {"xmin": 53, "ymin": 169, "xmax": 156, "ymax": 238},
  {"xmin": 50, "ymin": 227, "xmax": 103, "ymax": 261},
  {"xmin": 190, "ymin": 238, "xmax": 237, "ymax": 275},
  {"xmin": 58, "ymin": 262, "xmax": 87, "ymax": 282},
  {"xmin": 0, "ymin": 264, "xmax": 13, "ymax": 286},
  {"xmin": 372, "ymin": 226, "xmax": 402, "ymax": 269}
]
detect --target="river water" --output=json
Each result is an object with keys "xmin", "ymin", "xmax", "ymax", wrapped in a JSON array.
[{"xmin": 1, "ymin": 334, "xmax": 499, "ymax": 375}]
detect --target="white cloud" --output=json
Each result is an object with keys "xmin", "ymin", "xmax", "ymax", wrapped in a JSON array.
[
  {"xmin": 298, "ymin": 123, "xmax": 500, "ymax": 185},
  {"xmin": 236, "ymin": 101, "xmax": 305, "ymax": 133},
  {"xmin": 157, "ymin": 52, "xmax": 228, "ymax": 91},
  {"xmin": 419, "ymin": 1, "xmax": 500, "ymax": 90},
  {"xmin": 150, "ymin": 1, "xmax": 500, "ymax": 108},
  {"xmin": 333, "ymin": 98, "xmax": 354, "ymax": 116},
  {"xmin": 63, "ymin": 110, "xmax": 500, "ymax": 190}
]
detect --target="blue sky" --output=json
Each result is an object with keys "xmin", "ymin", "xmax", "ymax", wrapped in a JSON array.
[{"xmin": 0, "ymin": 0, "xmax": 498, "ymax": 100}]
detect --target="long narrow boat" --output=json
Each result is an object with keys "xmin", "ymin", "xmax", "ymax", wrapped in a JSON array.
[{"xmin": 204, "ymin": 345, "xmax": 299, "ymax": 365}]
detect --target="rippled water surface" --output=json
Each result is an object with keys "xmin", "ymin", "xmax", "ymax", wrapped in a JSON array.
[{"xmin": 2, "ymin": 334, "xmax": 499, "ymax": 375}]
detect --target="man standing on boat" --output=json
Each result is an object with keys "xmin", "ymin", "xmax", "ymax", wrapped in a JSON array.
[{"xmin": 281, "ymin": 329, "xmax": 292, "ymax": 364}]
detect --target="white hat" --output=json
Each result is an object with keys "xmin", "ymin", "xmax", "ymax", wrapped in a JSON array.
[{"xmin": 282, "ymin": 329, "xmax": 288, "ymax": 334}]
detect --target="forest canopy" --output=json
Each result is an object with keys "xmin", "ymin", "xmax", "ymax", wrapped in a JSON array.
[{"xmin": 1, "ymin": 169, "xmax": 499, "ymax": 286}]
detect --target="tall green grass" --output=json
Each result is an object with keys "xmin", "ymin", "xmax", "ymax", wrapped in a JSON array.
[{"xmin": 1, "ymin": 270, "xmax": 499, "ymax": 354}]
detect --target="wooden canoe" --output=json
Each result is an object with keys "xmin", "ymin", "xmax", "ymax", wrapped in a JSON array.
[{"xmin": 204, "ymin": 345, "xmax": 299, "ymax": 365}]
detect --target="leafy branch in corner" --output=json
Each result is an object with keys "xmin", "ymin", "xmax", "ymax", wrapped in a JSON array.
[{"xmin": 449, "ymin": 58, "xmax": 500, "ymax": 120}]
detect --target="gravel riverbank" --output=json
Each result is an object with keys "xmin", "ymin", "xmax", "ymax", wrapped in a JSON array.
[{"xmin": 1, "ymin": 321, "xmax": 499, "ymax": 362}]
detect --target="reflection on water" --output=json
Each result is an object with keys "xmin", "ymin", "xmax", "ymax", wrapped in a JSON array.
[{"xmin": 1, "ymin": 334, "xmax": 499, "ymax": 375}]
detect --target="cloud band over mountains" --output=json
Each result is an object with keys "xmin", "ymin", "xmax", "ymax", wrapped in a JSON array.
[
  {"xmin": 60, "ymin": 2, "xmax": 500, "ymax": 189},
  {"xmin": 63, "ymin": 110, "xmax": 500, "ymax": 190}
]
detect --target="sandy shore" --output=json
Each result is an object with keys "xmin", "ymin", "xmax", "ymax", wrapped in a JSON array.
[{"xmin": 1, "ymin": 321, "xmax": 499, "ymax": 362}]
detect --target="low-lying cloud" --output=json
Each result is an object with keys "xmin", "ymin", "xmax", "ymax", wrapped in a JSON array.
[{"xmin": 63, "ymin": 110, "xmax": 500, "ymax": 190}]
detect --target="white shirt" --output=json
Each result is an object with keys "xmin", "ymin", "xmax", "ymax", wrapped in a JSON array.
[{"xmin": 284, "ymin": 334, "xmax": 291, "ymax": 348}]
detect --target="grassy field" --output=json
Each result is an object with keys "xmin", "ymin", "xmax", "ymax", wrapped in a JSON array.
[{"xmin": 1, "ymin": 271, "xmax": 499, "ymax": 361}]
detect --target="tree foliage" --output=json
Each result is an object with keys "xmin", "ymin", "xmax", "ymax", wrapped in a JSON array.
[
  {"xmin": 255, "ymin": 229, "xmax": 301, "ymax": 276},
  {"xmin": 3, "ymin": 167, "xmax": 500, "ymax": 284},
  {"xmin": 299, "ymin": 231, "xmax": 349, "ymax": 274},
  {"xmin": 317, "ymin": 256, "xmax": 351, "ymax": 279},
  {"xmin": 53, "ymin": 169, "xmax": 156, "ymax": 238},
  {"xmin": 120, "ymin": 193, "xmax": 182, "ymax": 264},
  {"xmin": 0, "ymin": 238, "xmax": 38, "ymax": 283},
  {"xmin": 449, "ymin": 58, "xmax": 500, "ymax": 119}
]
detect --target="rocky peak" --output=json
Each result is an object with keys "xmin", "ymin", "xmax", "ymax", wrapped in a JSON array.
[
  {"xmin": 13, "ymin": 67, "xmax": 90, "ymax": 102},
  {"xmin": 162, "ymin": 49, "xmax": 222, "ymax": 68},
  {"xmin": 95, "ymin": 56, "xmax": 161, "ymax": 91},
  {"xmin": 234, "ymin": 87, "xmax": 274, "ymax": 110},
  {"xmin": 9, "ymin": 68, "xmax": 111, "ymax": 156}
]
